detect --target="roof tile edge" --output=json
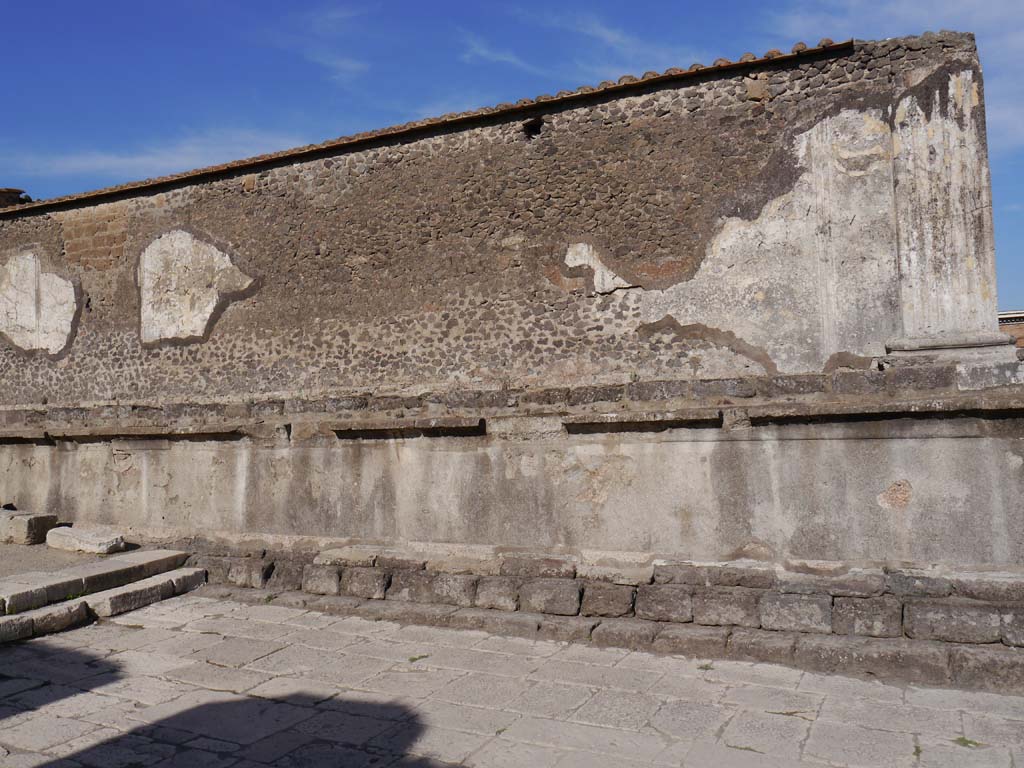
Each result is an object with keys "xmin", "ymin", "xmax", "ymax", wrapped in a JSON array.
[{"xmin": 0, "ymin": 39, "xmax": 857, "ymax": 217}]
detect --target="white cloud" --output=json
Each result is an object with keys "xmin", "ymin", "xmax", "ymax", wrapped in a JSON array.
[
  {"xmin": 5, "ymin": 129, "xmax": 308, "ymax": 179},
  {"xmin": 303, "ymin": 51, "xmax": 369, "ymax": 82},
  {"xmin": 768, "ymin": 0, "xmax": 1024, "ymax": 152},
  {"xmin": 459, "ymin": 31, "xmax": 549, "ymax": 77}
]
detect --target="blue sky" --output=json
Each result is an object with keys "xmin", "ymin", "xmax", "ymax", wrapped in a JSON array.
[{"xmin": 2, "ymin": 0, "xmax": 1021, "ymax": 307}]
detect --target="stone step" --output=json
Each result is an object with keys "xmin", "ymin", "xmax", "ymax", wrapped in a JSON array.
[
  {"xmin": 0, "ymin": 549, "xmax": 189, "ymax": 615},
  {"xmin": 0, "ymin": 567, "xmax": 206, "ymax": 643}
]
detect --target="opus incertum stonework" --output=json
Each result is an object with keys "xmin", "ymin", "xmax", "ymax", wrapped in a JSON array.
[{"xmin": 2, "ymin": 31, "xmax": 1024, "ymax": 691}]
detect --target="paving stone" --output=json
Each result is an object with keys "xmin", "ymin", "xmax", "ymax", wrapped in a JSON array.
[
  {"xmin": 530, "ymin": 660, "xmax": 661, "ymax": 692},
  {"xmin": 905, "ymin": 599, "xmax": 1002, "ymax": 644},
  {"xmin": 634, "ymin": 584, "xmax": 692, "ymax": 623},
  {"xmin": 648, "ymin": 698, "xmax": 735, "ymax": 741},
  {"xmin": 519, "ymin": 579, "xmax": 581, "ymax": 616},
  {"xmin": 916, "ymin": 740, "xmax": 1013, "ymax": 768},
  {"xmin": 962, "ymin": 711, "xmax": 1024, "ymax": 748},
  {"xmin": 188, "ymin": 637, "xmax": 285, "ymax": 667},
  {"xmin": 164, "ymin": 662, "xmax": 273, "ymax": 693},
  {"xmin": 591, "ymin": 618, "xmax": 659, "ymax": 649},
  {"xmin": 507, "ymin": 681, "xmax": 595, "ymax": 719},
  {"xmin": 464, "ymin": 738, "xmax": 564, "ymax": 768},
  {"xmin": 720, "ymin": 709, "xmax": 809, "ymax": 759},
  {"xmin": 950, "ymin": 645, "xmax": 1024, "ymax": 693},
  {"xmin": 398, "ymin": 623, "xmax": 489, "ymax": 649},
  {"xmin": 500, "ymin": 716, "xmax": 670, "ymax": 761},
  {"xmin": 651, "ymin": 623, "xmax": 730, "ymax": 657},
  {"xmin": 300, "ymin": 564, "xmax": 340, "ymax": 595},
  {"xmin": 340, "ymin": 566, "xmax": 389, "ymax": 599},
  {"xmin": 360, "ymin": 667, "xmax": 464, "ymax": 698},
  {"xmin": 570, "ymin": 689, "xmax": 661, "ymax": 730},
  {"xmin": 692, "ymin": 587, "xmax": 761, "ymax": 627},
  {"xmin": 727, "ymin": 627, "xmax": 797, "ymax": 664},
  {"xmin": 799, "ymin": 672, "xmax": 905, "ymax": 703},
  {"xmin": 760, "ymin": 593, "xmax": 832, "ymax": 633},
  {"xmin": 46, "ymin": 525, "xmax": 126, "ymax": 554},
  {"xmin": 415, "ymin": 699, "xmax": 520, "ymax": 735},
  {"xmin": 0, "ymin": 713, "xmax": 98, "ymax": 751},
  {"xmin": 473, "ymin": 576, "xmax": 518, "ymax": 611},
  {"xmin": 804, "ymin": 720, "xmax": 917, "ymax": 767},
  {"xmin": 819, "ymin": 696, "xmax": 963, "ymax": 737},
  {"xmin": 293, "ymin": 709, "xmax": 395, "ymax": 744},
  {"xmin": 833, "ymin": 595, "xmax": 903, "ymax": 637},
  {"xmin": 580, "ymin": 582, "xmax": 635, "ymax": 617},
  {"xmin": 277, "ymin": 627, "xmax": 363, "ymax": 651},
  {"xmin": 432, "ymin": 671, "xmax": 534, "ymax": 708}
]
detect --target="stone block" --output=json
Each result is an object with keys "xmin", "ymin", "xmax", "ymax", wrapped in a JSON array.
[
  {"xmin": 537, "ymin": 615, "xmax": 599, "ymax": 642},
  {"xmin": 692, "ymin": 587, "xmax": 761, "ymax": 627},
  {"xmin": 46, "ymin": 525, "xmax": 126, "ymax": 554},
  {"xmin": 314, "ymin": 547, "xmax": 377, "ymax": 567},
  {"xmin": 885, "ymin": 569, "xmax": 951, "ymax": 597},
  {"xmin": 518, "ymin": 579, "xmax": 581, "ymax": 616},
  {"xmin": 500, "ymin": 556, "xmax": 576, "ymax": 579},
  {"xmin": 309, "ymin": 595, "xmax": 364, "ymax": 616},
  {"xmin": 653, "ymin": 561, "xmax": 774, "ymax": 588},
  {"xmin": 387, "ymin": 571, "xmax": 477, "ymax": 607},
  {"xmin": 832, "ymin": 596, "xmax": 902, "ymax": 637},
  {"xmin": 86, "ymin": 573, "xmax": 176, "ymax": 617},
  {"xmin": 266, "ymin": 560, "xmax": 304, "ymax": 592},
  {"xmin": 635, "ymin": 585, "xmax": 693, "ymax": 623},
  {"xmin": 474, "ymin": 576, "xmax": 518, "ymax": 611},
  {"xmin": 3, "ymin": 571, "xmax": 86, "ymax": 606},
  {"xmin": 376, "ymin": 550, "xmax": 428, "ymax": 571},
  {"xmin": 904, "ymin": 599, "xmax": 1001, "ymax": 644},
  {"xmin": 1003, "ymin": 608, "xmax": 1024, "ymax": 647},
  {"xmin": 950, "ymin": 573, "xmax": 1024, "ymax": 603},
  {"xmin": 170, "ymin": 568, "xmax": 207, "ymax": 595},
  {"xmin": 340, "ymin": 567, "xmax": 389, "ymax": 600},
  {"xmin": 357, "ymin": 600, "xmax": 457, "ymax": 626},
  {"xmin": 760, "ymin": 594, "xmax": 832, "ymax": 633},
  {"xmin": 446, "ymin": 608, "xmax": 540, "ymax": 639},
  {"xmin": 0, "ymin": 511, "xmax": 58, "ymax": 545},
  {"xmin": 302, "ymin": 564, "xmax": 341, "ymax": 595},
  {"xmin": 591, "ymin": 618, "xmax": 659, "ymax": 650},
  {"xmin": 651, "ymin": 624, "xmax": 730, "ymax": 657},
  {"xmin": 776, "ymin": 569, "xmax": 885, "ymax": 597},
  {"xmin": 227, "ymin": 558, "xmax": 273, "ymax": 589},
  {"xmin": 949, "ymin": 645, "xmax": 1024, "ymax": 693},
  {"xmin": 727, "ymin": 628, "xmax": 797, "ymax": 664},
  {"xmin": 653, "ymin": 562, "xmax": 700, "ymax": 585},
  {"xmin": 27, "ymin": 599, "xmax": 90, "ymax": 636},
  {"xmin": 794, "ymin": 635, "xmax": 950, "ymax": 687},
  {"xmin": 0, "ymin": 583, "xmax": 48, "ymax": 614},
  {"xmin": 0, "ymin": 614, "xmax": 32, "ymax": 643},
  {"xmin": 580, "ymin": 582, "xmax": 635, "ymax": 617}
]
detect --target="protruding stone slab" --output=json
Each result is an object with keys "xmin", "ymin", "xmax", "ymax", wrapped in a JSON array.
[
  {"xmin": 46, "ymin": 525, "xmax": 126, "ymax": 554},
  {"xmin": 652, "ymin": 624, "xmax": 730, "ymax": 657},
  {"xmin": 0, "ymin": 510, "xmax": 58, "ymax": 545},
  {"xmin": 85, "ymin": 567, "xmax": 206, "ymax": 617}
]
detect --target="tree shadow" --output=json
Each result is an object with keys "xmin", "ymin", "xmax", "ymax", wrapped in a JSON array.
[{"xmin": 1, "ymin": 640, "xmax": 446, "ymax": 766}]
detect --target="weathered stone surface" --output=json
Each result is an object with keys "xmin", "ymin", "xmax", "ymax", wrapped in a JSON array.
[
  {"xmin": 500, "ymin": 556, "xmax": 576, "ymax": 579},
  {"xmin": 776, "ymin": 568, "xmax": 885, "ymax": 597},
  {"xmin": 885, "ymin": 569, "xmax": 952, "ymax": 597},
  {"xmin": 537, "ymin": 615, "xmax": 600, "ymax": 642},
  {"xmin": 635, "ymin": 584, "xmax": 693, "ymax": 623},
  {"xmin": 832, "ymin": 596, "xmax": 902, "ymax": 638},
  {"xmin": 794, "ymin": 635, "xmax": 950, "ymax": 686},
  {"xmin": 26, "ymin": 599, "xmax": 90, "ymax": 636},
  {"xmin": 446, "ymin": 608, "xmax": 540, "ymax": 639},
  {"xmin": 692, "ymin": 587, "xmax": 760, "ymax": 627},
  {"xmin": 314, "ymin": 547, "xmax": 377, "ymax": 567},
  {"xmin": 727, "ymin": 628, "xmax": 797, "ymax": 664},
  {"xmin": 0, "ymin": 511, "xmax": 58, "ymax": 545},
  {"xmin": 226, "ymin": 558, "xmax": 273, "ymax": 589},
  {"xmin": 308, "ymin": 595, "xmax": 364, "ymax": 615},
  {"xmin": 518, "ymin": 579, "xmax": 581, "ymax": 616},
  {"xmin": 651, "ymin": 624, "xmax": 730, "ymax": 657},
  {"xmin": 340, "ymin": 567, "xmax": 389, "ymax": 600},
  {"xmin": 0, "ymin": 252, "xmax": 77, "ymax": 354},
  {"xmin": 0, "ymin": 613, "xmax": 32, "ymax": 643},
  {"xmin": 580, "ymin": 582, "xmax": 635, "ymax": 617},
  {"xmin": 265, "ymin": 560, "xmax": 304, "ymax": 592},
  {"xmin": 387, "ymin": 571, "xmax": 477, "ymax": 607},
  {"xmin": 474, "ymin": 576, "xmax": 518, "ymax": 611},
  {"xmin": 138, "ymin": 230, "xmax": 254, "ymax": 344},
  {"xmin": 86, "ymin": 568, "xmax": 202, "ymax": 617},
  {"xmin": 950, "ymin": 573, "xmax": 1024, "ymax": 602},
  {"xmin": 302, "ymin": 564, "xmax": 340, "ymax": 595},
  {"xmin": 357, "ymin": 600, "xmax": 457, "ymax": 625},
  {"xmin": 653, "ymin": 561, "xmax": 774, "ymax": 588},
  {"xmin": 949, "ymin": 645, "xmax": 1024, "ymax": 693},
  {"xmin": 904, "ymin": 599, "xmax": 1002, "ymax": 644},
  {"xmin": 46, "ymin": 525, "xmax": 126, "ymax": 554},
  {"xmin": 591, "ymin": 618, "xmax": 659, "ymax": 650},
  {"xmin": 0, "ymin": 582, "xmax": 47, "ymax": 614},
  {"xmin": 760, "ymin": 594, "xmax": 832, "ymax": 634},
  {"xmin": 1003, "ymin": 608, "xmax": 1024, "ymax": 647}
]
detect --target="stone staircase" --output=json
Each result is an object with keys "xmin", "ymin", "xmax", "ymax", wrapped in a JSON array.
[{"xmin": 0, "ymin": 549, "xmax": 205, "ymax": 643}]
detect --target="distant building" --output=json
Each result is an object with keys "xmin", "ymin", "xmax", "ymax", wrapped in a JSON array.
[{"xmin": 999, "ymin": 311, "xmax": 1024, "ymax": 347}]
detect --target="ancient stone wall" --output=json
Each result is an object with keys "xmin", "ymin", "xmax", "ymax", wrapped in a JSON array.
[{"xmin": 0, "ymin": 31, "xmax": 1020, "ymax": 568}]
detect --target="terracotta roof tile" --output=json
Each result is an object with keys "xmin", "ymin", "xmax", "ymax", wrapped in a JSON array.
[{"xmin": 0, "ymin": 38, "xmax": 853, "ymax": 217}]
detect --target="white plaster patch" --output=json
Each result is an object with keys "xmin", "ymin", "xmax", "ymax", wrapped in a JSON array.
[
  {"xmin": 138, "ymin": 230, "xmax": 254, "ymax": 344},
  {"xmin": 564, "ymin": 242, "xmax": 635, "ymax": 294},
  {"xmin": 0, "ymin": 252, "xmax": 77, "ymax": 354}
]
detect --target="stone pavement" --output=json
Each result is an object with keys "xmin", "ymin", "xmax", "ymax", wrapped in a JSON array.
[{"xmin": 1, "ymin": 590, "xmax": 1022, "ymax": 767}]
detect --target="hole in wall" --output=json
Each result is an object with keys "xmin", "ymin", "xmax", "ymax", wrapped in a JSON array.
[
  {"xmin": 333, "ymin": 419, "xmax": 487, "ymax": 440},
  {"xmin": 522, "ymin": 116, "xmax": 544, "ymax": 140}
]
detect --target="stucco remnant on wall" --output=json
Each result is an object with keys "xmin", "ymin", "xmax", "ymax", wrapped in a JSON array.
[
  {"xmin": 0, "ymin": 252, "xmax": 77, "ymax": 355},
  {"xmin": 138, "ymin": 230, "xmax": 254, "ymax": 345}
]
